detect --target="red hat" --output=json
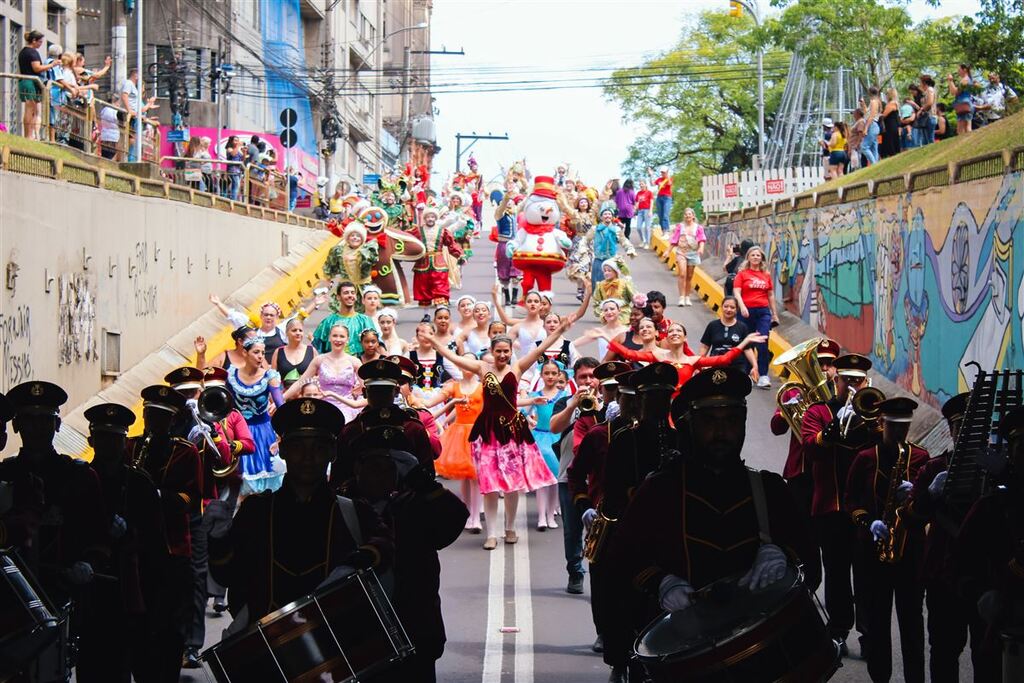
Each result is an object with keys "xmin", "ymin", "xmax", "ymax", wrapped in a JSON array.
[
  {"xmin": 203, "ymin": 366, "xmax": 229, "ymax": 387},
  {"xmin": 530, "ymin": 176, "xmax": 558, "ymax": 200},
  {"xmin": 816, "ymin": 339, "xmax": 841, "ymax": 361},
  {"xmin": 164, "ymin": 366, "xmax": 205, "ymax": 391}
]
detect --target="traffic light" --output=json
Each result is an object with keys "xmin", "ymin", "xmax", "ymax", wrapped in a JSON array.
[{"xmin": 729, "ymin": 1, "xmax": 743, "ymax": 17}]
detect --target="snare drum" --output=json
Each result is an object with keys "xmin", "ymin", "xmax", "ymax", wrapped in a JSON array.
[
  {"xmin": 203, "ymin": 569, "xmax": 413, "ymax": 682},
  {"xmin": 0, "ymin": 550, "xmax": 61, "ymax": 674},
  {"xmin": 634, "ymin": 566, "xmax": 840, "ymax": 682}
]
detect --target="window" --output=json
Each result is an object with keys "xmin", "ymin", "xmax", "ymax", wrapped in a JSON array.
[
  {"xmin": 46, "ymin": 2, "xmax": 64, "ymax": 35},
  {"xmin": 9, "ymin": 0, "xmax": 24, "ymax": 11},
  {"xmin": 102, "ymin": 329, "xmax": 121, "ymax": 376},
  {"xmin": 238, "ymin": 0, "xmax": 259, "ymax": 29}
]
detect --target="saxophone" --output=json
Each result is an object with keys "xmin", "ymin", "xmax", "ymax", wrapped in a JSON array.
[
  {"xmin": 582, "ymin": 507, "xmax": 617, "ymax": 564},
  {"xmin": 877, "ymin": 441, "xmax": 910, "ymax": 564}
]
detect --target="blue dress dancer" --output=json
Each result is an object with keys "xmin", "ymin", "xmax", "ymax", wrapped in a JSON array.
[{"xmin": 227, "ymin": 337, "xmax": 286, "ymax": 494}]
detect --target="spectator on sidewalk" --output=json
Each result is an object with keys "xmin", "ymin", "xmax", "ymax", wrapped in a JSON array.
[
  {"xmin": 733, "ymin": 245, "xmax": 778, "ymax": 390},
  {"xmin": 225, "ymin": 135, "xmax": 244, "ymax": 200},
  {"xmin": 916, "ymin": 74, "xmax": 937, "ymax": 145},
  {"xmin": 880, "ymin": 88, "xmax": 901, "ymax": 159},
  {"xmin": 900, "ymin": 86, "xmax": 920, "ymax": 150},
  {"xmin": 847, "ymin": 109, "xmax": 867, "ymax": 170},
  {"xmin": 860, "ymin": 87, "xmax": 882, "ymax": 165},
  {"xmin": 934, "ymin": 103, "xmax": 954, "ymax": 141},
  {"xmin": 634, "ymin": 180, "xmax": 653, "ymax": 249},
  {"xmin": 119, "ymin": 67, "xmax": 156, "ymax": 160},
  {"xmin": 668, "ymin": 207, "xmax": 706, "ymax": 307},
  {"xmin": 975, "ymin": 72, "xmax": 1018, "ymax": 126},
  {"xmin": 18, "ymin": 30, "xmax": 57, "ymax": 140},
  {"xmin": 825, "ymin": 121, "xmax": 849, "ymax": 179},
  {"xmin": 948, "ymin": 64, "xmax": 975, "ymax": 135},
  {"xmin": 98, "ymin": 99, "xmax": 121, "ymax": 159}
]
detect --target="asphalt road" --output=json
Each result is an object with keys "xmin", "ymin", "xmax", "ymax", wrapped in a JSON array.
[{"xmin": 172, "ymin": 228, "xmax": 963, "ymax": 682}]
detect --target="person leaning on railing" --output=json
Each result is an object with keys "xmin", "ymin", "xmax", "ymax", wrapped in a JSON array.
[{"xmin": 17, "ymin": 29, "xmax": 57, "ymax": 140}]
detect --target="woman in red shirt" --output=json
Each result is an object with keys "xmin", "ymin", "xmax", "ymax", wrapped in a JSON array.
[
  {"xmin": 733, "ymin": 246, "xmax": 779, "ymax": 390},
  {"xmin": 599, "ymin": 321, "xmax": 764, "ymax": 390},
  {"xmin": 634, "ymin": 180, "xmax": 654, "ymax": 249},
  {"xmin": 648, "ymin": 166, "xmax": 674, "ymax": 233}
]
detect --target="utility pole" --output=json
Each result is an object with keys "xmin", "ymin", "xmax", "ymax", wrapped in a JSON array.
[
  {"xmin": 401, "ymin": 41, "xmax": 410, "ymax": 162},
  {"xmin": 455, "ymin": 132, "xmax": 508, "ymax": 173},
  {"xmin": 730, "ymin": 0, "xmax": 764, "ymax": 164},
  {"xmin": 134, "ymin": 0, "xmax": 143, "ymax": 163}
]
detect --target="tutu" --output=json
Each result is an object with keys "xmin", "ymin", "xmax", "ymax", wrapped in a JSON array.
[
  {"xmin": 241, "ymin": 414, "xmax": 285, "ymax": 494},
  {"xmin": 471, "ymin": 437, "xmax": 556, "ymax": 495},
  {"xmin": 437, "ymin": 422, "xmax": 477, "ymax": 479},
  {"xmin": 435, "ymin": 381, "xmax": 482, "ymax": 480}
]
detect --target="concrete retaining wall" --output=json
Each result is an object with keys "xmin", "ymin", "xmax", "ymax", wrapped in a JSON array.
[
  {"xmin": 0, "ymin": 169, "xmax": 333, "ymax": 454},
  {"xmin": 703, "ymin": 170, "xmax": 1024, "ymax": 412}
]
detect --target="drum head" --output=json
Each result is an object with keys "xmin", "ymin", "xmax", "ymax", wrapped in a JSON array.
[{"xmin": 637, "ymin": 566, "xmax": 801, "ymax": 660}]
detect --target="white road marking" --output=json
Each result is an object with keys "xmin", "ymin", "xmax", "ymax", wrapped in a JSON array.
[
  {"xmin": 481, "ymin": 512, "xmax": 506, "ymax": 683},
  {"xmin": 513, "ymin": 499, "xmax": 534, "ymax": 683}
]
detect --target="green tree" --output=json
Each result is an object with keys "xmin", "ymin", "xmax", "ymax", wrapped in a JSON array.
[
  {"xmin": 604, "ymin": 10, "xmax": 788, "ymax": 214},
  {"xmin": 948, "ymin": 0, "xmax": 1024, "ymax": 87}
]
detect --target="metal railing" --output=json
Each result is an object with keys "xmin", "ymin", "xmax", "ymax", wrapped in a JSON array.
[
  {"xmin": 161, "ymin": 156, "xmax": 248, "ymax": 202},
  {"xmin": 0, "ymin": 144, "xmax": 326, "ymax": 231},
  {"xmin": 0, "ymin": 74, "xmax": 160, "ymax": 163}
]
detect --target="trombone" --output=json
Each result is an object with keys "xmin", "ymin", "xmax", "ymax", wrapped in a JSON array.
[{"xmin": 840, "ymin": 383, "xmax": 885, "ymax": 438}]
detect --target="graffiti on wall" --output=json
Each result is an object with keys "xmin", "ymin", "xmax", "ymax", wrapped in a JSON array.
[
  {"xmin": 705, "ymin": 172, "xmax": 1024, "ymax": 410},
  {"xmin": 58, "ymin": 273, "xmax": 98, "ymax": 367},
  {"xmin": 1, "ymin": 305, "xmax": 32, "ymax": 390}
]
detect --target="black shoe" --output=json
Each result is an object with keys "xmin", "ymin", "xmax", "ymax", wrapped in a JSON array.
[
  {"xmin": 183, "ymin": 648, "xmax": 202, "ymax": 669},
  {"xmin": 567, "ymin": 574, "xmax": 585, "ymax": 594},
  {"xmin": 838, "ymin": 639, "xmax": 849, "ymax": 657},
  {"xmin": 858, "ymin": 635, "xmax": 868, "ymax": 660},
  {"xmin": 608, "ymin": 666, "xmax": 627, "ymax": 683},
  {"xmin": 212, "ymin": 596, "xmax": 228, "ymax": 614},
  {"xmin": 592, "ymin": 635, "xmax": 604, "ymax": 653}
]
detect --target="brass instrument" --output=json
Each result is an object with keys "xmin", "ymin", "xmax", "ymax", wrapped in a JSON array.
[
  {"xmin": 578, "ymin": 389, "xmax": 603, "ymax": 414},
  {"xmin": 582, "ymin": 507, "xmax": 617, "ymax": 563},
  {"xmin": 877, "ymin": 441, "xmax": 911, "ymax": 563},
  {"xmin": 131, "ymin": 433, "xmax": 153, "ymax": 472},
  {"xmin": 194, "ymin": 386, "xmax": 237, "ymax": 478},
  {"xmin": 842, "ymin": 385, "xmax": 885, "ymax": 440},
  {"xmin": 772, "ymin": 337, "xmax": 836, "ymax": 433}
]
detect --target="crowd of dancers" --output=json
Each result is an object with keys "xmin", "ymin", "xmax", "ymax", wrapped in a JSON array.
[{"xmin": 0, "ymin": 158, "xmax": 1021, "ymax": 683}]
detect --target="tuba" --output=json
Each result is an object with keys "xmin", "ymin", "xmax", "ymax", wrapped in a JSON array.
[
  {"xmin": 195, "ymin": 386, "xmax": 237, "ymax": 478},
  {"xmin": 772, "ymin": 337, "xmax": 836, "ymax": 433},
  {"xmin": 878, "ymin": 441, "xmax": 911, "ymax": 563}
]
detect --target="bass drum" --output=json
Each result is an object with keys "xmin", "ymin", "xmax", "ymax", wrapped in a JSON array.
[
  {"xmin": 634, "ymin": 566, "xmax": 840, "ymax": 683},
  {"xmin": 0, "ymin": 550, "xmax": 62, "ymax": 677}
]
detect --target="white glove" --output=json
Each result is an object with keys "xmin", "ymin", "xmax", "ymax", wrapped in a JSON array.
[
  {"xmin": 63, "ymin": 561, "xmax": 95, "ymax": 585},
  {"xmin": 928, "ymin": 470, "xmax": 948, "ymax": 499},
  {"xmin": 317, "ymin": 564, "xmax": 356, "ymax": 589},
  {"xmin": 870, "ymin": 520, "xmax": 889, "ymax": 543},
  {"xmin": 658, "ymin": 574, "xmax": 694, "ymax": 612},
  {"xmin": 581, "ymin": 508, "xmax": 598, "ymax": 531},
  {"xmin": 739, "ymin": 543, "xmax": 788, "ymax": 590},
  {"xmin": 836, "ymin": 404, "xmax": 854, "ymax": 422},
  {"xmin": 189, "ymin": 423, "xmax": 212, "ymax": 443},
  {"xmin": 895, "ymin": 480, "xmax": 914, "ymax": 503},
  {"xmin": 185, "ymin": 398, "xmax": 199, "ymax": 413},
  {"xmin": 109, "ymin": 514, "xmax": 127, "ymax": 539}
]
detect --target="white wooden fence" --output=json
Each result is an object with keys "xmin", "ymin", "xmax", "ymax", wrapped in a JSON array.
[{"xmin": 702, "ymin": 166, "xmax": 826, "ymax": 213}]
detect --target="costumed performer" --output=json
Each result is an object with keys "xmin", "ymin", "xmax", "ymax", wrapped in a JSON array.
[
  {"xmin": 421, "ymin": 316, "xmax": 575, "ymax": 549},
  {"xmin": 593, "ymin": 257, "xmax": 634, "ymax": 324},
  {"xmin": 228, "ymin": 336, "xmax": 286, "ymax": 494},
  {"xmin": 413, "ymin": 204, "xmax": 463, "ymax": 306},
  {"xmin": 506, "ymin": 175, "xmax": 571, "ymax": 297},
  {"xmin": 322, "ymin": 219, "xmax": 379, "ymax": 295},
  {"xmin": 492, "ymin": 186, "xmax": 523, "ymax": 307},
  {"xmin": 523, "ymin": 359, "xmax": 570, "ymax": 530},
  {"xmin": 358, "ymin": 204, "xmax": 425, "ymax": 307},
  {"xmin": 435, "ymin": 355, "xmax": 485, "ymax": 531}
]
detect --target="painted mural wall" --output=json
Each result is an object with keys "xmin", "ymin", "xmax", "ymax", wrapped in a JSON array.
[{"xmin": 704, "ymin": 171, "xmax": 1024, "ymax": 410}]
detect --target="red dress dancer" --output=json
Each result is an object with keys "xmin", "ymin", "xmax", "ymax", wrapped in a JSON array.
[{"xmin": 608, "ymin": 340, "xmax": 744, "ymax": 390}]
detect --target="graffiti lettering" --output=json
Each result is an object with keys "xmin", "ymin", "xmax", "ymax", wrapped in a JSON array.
[
  {"xmin": 58, "ymin": 273, "xmax": 98, "ymax": 367},
  {"xmin": 134, "ymin": 281, "xmax": 159, "ymax": 318},
  {"xmin": 0, "ymin": 305, "xmax": 32, "ymax": 391}
]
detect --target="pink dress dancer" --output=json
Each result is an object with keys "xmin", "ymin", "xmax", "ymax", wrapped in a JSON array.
[{"xmin": 470, "ymin": 372, "xmax": 556, "ymax": 495}]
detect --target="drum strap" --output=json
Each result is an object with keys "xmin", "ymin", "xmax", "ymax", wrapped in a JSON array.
[
  {"xmin": 747, "ymin": 469, "xmax": 773, "ymax": 545},
  {"xmin": 335, "ymin": 496, "xmax": 363, "ymax": 546}
]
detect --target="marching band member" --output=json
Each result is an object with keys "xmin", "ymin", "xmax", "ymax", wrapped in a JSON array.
[
  {"xmin": 905, "ymin": 392, "xmax": 999, "ymax": 681},
  {"xmin": 79, "ymin": 403, "xmax": 165, "ymax": 683},
  {"xmin": 845, "ymin": 397, "xmax": 930, "ymax": 683},
  {"xmin": 608, "ymin": 366, "xmax": 815, "ymax": 682},
  {"xmin": 801, "ymin": 353, "xmax": 875, "ymax": 656},
  {"xmin": 954, "ymin": 405, "xmax": 1024, "ymax": 682},
  {"xmin": 207, "ymin": 398, "xmax": 392, "ymax": 626},
  {"xmin": 127, "ymin": 385, "xmax": 203, "ymax": 682},
  {"xmin": 343, "ymin": 428, "xmax": 469, "ymax": 682}
]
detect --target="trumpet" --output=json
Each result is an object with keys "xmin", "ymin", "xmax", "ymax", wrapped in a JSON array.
[{"xmin": 577, "ymin": 389, "xmax": 603, "ymax": 414}]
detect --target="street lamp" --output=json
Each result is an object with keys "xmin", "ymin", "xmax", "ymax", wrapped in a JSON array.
[{"xmin": 730, "ymin": 0, "xmax": 764, "ymax": 164}]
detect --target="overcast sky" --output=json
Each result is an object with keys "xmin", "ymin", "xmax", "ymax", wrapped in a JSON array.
[{"xmin": 429, "ymin": 0, "xmax": 981, "ymax": 185}]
